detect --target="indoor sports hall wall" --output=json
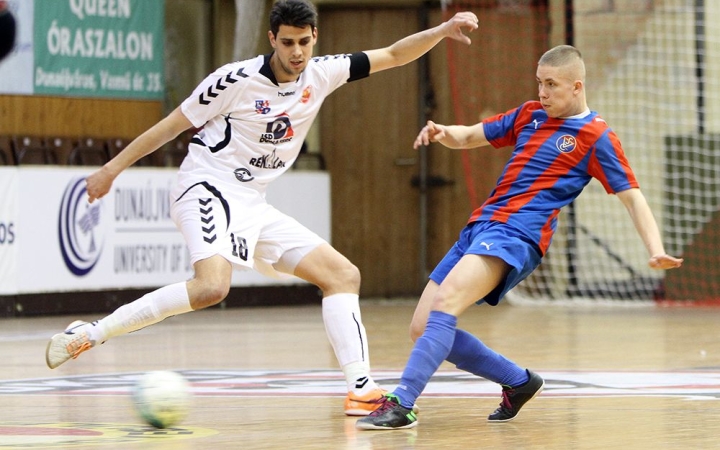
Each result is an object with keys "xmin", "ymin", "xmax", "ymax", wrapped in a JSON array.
[
  {"xmin": 1, "ymin": 0, "xmax": 714, "ymax": 306},
  {"xmin": 319, "ymin": 4, "xmax": 545, "ymax": 297}
]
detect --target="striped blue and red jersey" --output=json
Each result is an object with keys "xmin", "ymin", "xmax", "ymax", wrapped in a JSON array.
[{"xmin": 473, "ymin": 101, "xmax": 639, "ymax": 255}]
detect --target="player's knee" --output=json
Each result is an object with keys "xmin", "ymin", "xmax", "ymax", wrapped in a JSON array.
[
  {"xmin": 325, "ymin": 262, "xmax": 361, "ymax": 291},
  {"xmin": 409, "ymin": 321, "xmax": 424, "ymax": 342},
  {"xmin": 344, "ymin": 263, "xmax": 361, "ymax": 287},
  {"xmin": 193, "ymin": 282, "xmax": 230, "ymax": 309}
]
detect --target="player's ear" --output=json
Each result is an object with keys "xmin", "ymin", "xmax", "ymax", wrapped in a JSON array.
[
  {"xmin": 268, "ymin": 30, "xmax": 277, "ymax": 48},
  {"xmin": 574, "ymin": 80, "xmax": 583, "ymax": 94}
]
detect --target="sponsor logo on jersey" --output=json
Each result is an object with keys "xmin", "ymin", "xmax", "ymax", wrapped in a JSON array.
[
  {"xmin": 234, "ymin": 167, "xmax": 255, "ymax": 182},
  {"xmin": 249, "ymin": 148, "xmax": 286, "ymax": 169},
  {"xmin": 58, "ymin": 177, "xmax": 105, "ymax": 276},
  {"xmin": 255, "ymin": 99, "xmax": 270, "ymax": 114},
  {"xmin": 300, "ymin": 86, "xmax": 312, "ymax": 104},
  {"xmin": 556, "ymin": 134, "xmax": 577, "ymax": 153},
  {"xmin": 278, "ymin": 90, "xmax": 295, "ymax": 97},
  {"xmin": 259, "ymin": 113, "xmax": 294, "ymax": 144}
]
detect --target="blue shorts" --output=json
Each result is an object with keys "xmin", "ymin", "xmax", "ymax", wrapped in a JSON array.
[{"xmin": 429, "ymin": 221, "xmax": 543, "ymax": 306}]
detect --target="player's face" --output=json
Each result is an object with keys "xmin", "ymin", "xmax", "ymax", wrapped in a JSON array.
[
  {"xmin": 268, "ymin": 25, "xmax": 317, "ymax": 83},
  {"xmin": 536, "ymin": 64, "xmax": 582, "ymax": 118}
]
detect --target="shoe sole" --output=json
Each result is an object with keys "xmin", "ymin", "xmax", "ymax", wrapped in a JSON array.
[
  {"xmin": 345, "ymin": 403, "xmax": 419, "ymax": 417},
  {"xmin": 487, "ymin": 380, "xmax": 545, "ymax": 423},
  {"xmin": 45, "ymin": 332, "xmax": 69, "ymax": 369},
  {"xmin": 356, "ymin": 420, "xmax": 419, "ymax": 431},
  {"xmin": 345, "ymin": 408, "xmax": 376, "ymax": 416},
  {"xmin": 45, "ymin": 321, "xmax": 89, "ymax": 369}
]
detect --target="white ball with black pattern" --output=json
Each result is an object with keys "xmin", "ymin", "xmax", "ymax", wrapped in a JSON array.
[{"xmin": 132, "ymin": 370, "xmax": 192, "ymax": 429}]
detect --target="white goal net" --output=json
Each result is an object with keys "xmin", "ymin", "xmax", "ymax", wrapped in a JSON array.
[{"xmin": 444, "ymin": 1, "xmax": 720, "ymax": 304}]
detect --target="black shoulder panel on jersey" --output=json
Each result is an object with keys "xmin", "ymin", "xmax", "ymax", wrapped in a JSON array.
[
  {"xmin": 260, "ymin": 53, "xmax": 279, "ymax": 86},
  {"xmin": 348, "ymin": 52, "xmax": 370, "ymax": 82}
]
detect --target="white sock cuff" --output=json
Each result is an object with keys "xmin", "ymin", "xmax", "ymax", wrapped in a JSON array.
[
  {"xmin": 322, "ymin": 293, "xmax": 367, "ymax": 367},
  {"xmin": 322, "ymin": 293, "xmax": 361, "ymax": 314},
  {"xmin": 156, "ymin": 281, "xmax": 193, "ymax": 315},
  {"xmin": 95, "ymin": 282, "xmax": 191, "ymax": 342}
]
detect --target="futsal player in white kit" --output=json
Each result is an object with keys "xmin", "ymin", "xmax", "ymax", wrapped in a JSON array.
[{"xmin": 45, "ymin": 0, "xmax": 479, "ymax": 416}]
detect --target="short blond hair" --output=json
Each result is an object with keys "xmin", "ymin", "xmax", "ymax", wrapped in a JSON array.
[{"xmin": 538, "ymin": 45, "xmax": 586, "ymax": 80}]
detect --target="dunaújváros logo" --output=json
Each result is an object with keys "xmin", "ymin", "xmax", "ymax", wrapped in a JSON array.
[{"xmin": 58, "ymin": 177, "xmax": 105, "ymax": 276}]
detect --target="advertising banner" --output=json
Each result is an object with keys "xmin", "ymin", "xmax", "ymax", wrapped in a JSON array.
[
  {"xmin": 2, "ymin": 167, "xmax": 329, "ymax": 294},
  {"xmin": 0, "ymin": 168, "xmax": 18, "ymax": 295},
  {"xmin": 0, "ymin": 0, "xmax": 165, "ymax": 99}
]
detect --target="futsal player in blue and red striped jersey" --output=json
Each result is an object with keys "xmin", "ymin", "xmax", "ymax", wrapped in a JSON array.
[{"xmin": 357, "ymin": 44, "xmax": 684, "ymax": 430}]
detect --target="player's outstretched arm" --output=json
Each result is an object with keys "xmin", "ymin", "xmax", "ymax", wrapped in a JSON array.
[
  {"xmin": 85, "ymin": 107, "xmax": 193, "ymax": 203},
  {"xmin": 616, "ymin": 188, "xmax": 683, "ymax": 270},
  {"xmin": 364, "ymin": 11, "xmax": 478, "ymax": 74},
  {"xmin": 413, "ymin": 120, "xmax": 488, "ymax": 150}
]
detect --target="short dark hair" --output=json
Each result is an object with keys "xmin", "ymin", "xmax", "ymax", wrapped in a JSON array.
[{"xmin": 269, "ymin": 0, "xmax": 318, "ymax": 37}]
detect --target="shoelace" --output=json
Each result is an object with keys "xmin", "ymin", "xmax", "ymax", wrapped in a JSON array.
[
  {"xmin": 65, "ymin": 335, "xmax": 92, "ymax": 359},
  {"xmin": 369, "ymin": 397, "xmax": 400, "ymax": 417},
  {"xmin": 499, "ymin": 388, "xmax": 515, "ymax": 410}
]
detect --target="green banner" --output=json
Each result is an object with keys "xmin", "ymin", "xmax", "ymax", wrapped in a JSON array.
[{"xmin": 34, "ymin": 0, "xmax": 164, "ymax": 100}]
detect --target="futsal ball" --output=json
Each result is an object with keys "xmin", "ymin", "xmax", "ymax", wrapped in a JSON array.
[{"xmin": 132, "ymin": 370, "xmax": 192, "ymax": 429}]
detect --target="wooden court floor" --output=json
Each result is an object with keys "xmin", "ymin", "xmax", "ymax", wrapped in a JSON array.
[{"xmin": 2, "ymin": 299, "xmax": 720, "ymax": 449}]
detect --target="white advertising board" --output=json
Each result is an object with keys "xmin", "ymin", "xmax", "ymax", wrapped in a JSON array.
[
  {"xmin": 0, "ymin": 168, "xmax": 18, "ymax": 294},
  {"xmin": 0, "ymin": 167, "xmax": 329, "ymax": 294}
]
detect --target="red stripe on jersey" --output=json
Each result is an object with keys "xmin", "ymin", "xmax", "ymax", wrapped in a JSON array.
[
  {"xmin": 538, "ymin": 209, "xmax": 559, "ymax": 254},
  {"xmin": 488, "ymin": 118, "xmax": 605, "ymax": 223},
  {"xmin": 485, "ymin": 105, "xmax": 534, "ymax": 149},
  {"xmin": 486, "ymin": 122, "xmax": 562, "ymax": 223},
  {"xmin": 588, "ymin": 129, "xmax": 639, "ymax": 192},
  {"xmin": 610, "ymin": 131, "xmax": 638, "ymax": 186}
]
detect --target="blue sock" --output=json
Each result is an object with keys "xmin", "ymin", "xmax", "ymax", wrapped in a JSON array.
[
  {"xmin": 446, "ymin": 328, "xmax": 528, "ymax": 387},
  {"xmin": 392, "ymin": 311, "xmax": 456, "ymax": 409}
]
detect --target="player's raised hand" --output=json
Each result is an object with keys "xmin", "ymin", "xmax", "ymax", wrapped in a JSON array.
[
  {"xmin": 85, "ymin": 166, "xmax": 116, "ymax": 204},
  {"xmin": 414, "ymin": 120, "xmax": 446, "ymax": 149},
  {"xmin": 649, "ymin": 254, "xmax": 684, "ymax": 270},
  {"xmin": 441, "ymin": 11, "xmax": 479, "ymax": 45}
]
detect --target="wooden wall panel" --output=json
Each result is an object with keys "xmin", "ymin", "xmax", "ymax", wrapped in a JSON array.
[
  {"xmin": 424, "ymin": 35, "xmax": 478, "ymax": 271},
  {"xmin": 319, "ymin": 6, "xmax": 545, "ymax": 298},
  {"xmin": 0, "ymin": 96, "xmax": 162, "ymax": 139},
  {"xmin": 319, "ymin": 7, "xmax": 422, "ymax": 297}
]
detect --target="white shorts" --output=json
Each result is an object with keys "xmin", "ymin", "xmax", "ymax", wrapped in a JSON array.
[{"xmin": 170, "ymin": 181, "xmax": 326, "ymax": 278}]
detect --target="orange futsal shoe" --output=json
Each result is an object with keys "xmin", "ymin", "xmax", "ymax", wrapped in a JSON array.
[
  {"xmin": 345, "ymin": 388, "xmax": 420, "ymax": 416},
  {"xmin": 344, "ymin": 388, "xmax": 388, "ymax": 416}
]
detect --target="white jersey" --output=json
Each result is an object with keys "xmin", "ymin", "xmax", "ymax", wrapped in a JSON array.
[{"xmin": 173, "ymin": 52, "xmax": 370, "ymax": 200}]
